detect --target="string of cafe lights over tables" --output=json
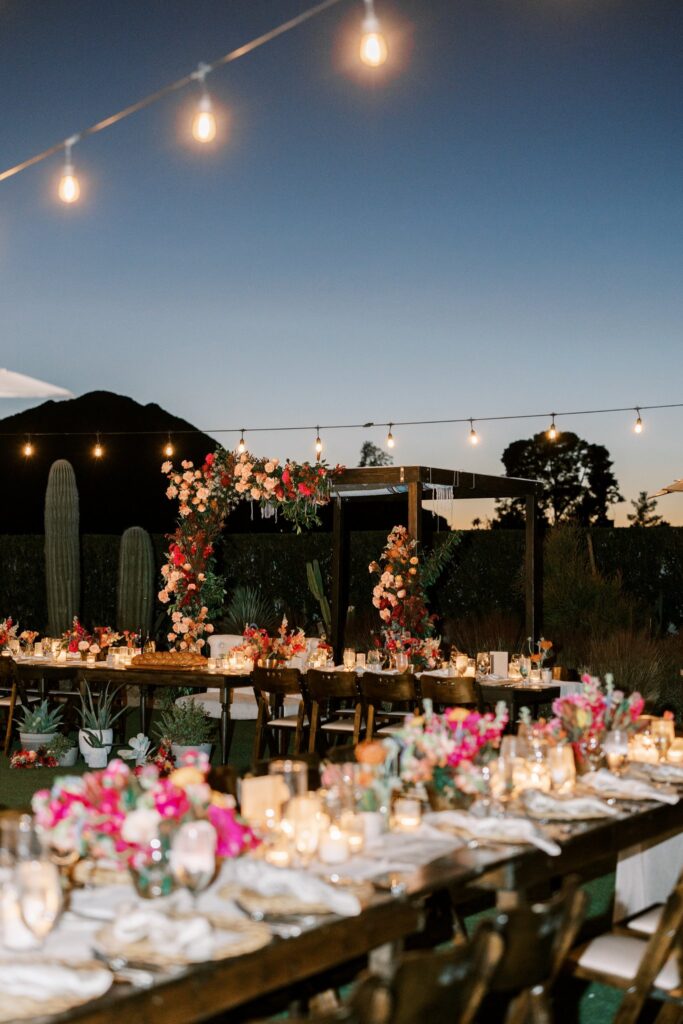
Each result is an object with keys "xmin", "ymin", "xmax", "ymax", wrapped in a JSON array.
[
  {"xmin": 0, "ymin": 0, "xmax": 388, "ymax": 202},
  {"xmin": 9, "ymin": 401, "xmax": 682, "ymax": 460}
]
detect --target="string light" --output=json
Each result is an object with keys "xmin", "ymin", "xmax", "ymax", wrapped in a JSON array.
[
  {"xmin": 468, "ymin": 419, "xmax": 479, "ymax": 446},
  {"xmin": 22, "ymin": 437, "xmax": 34, "ymax": 457},
  {"xmin": 315, "ymin": 427, "xmax": 323, "ymax": 460},
  {"xmin": 237, "ymin": 430, "xmax": 246, "ymax": 454},
  {"xmin": 57, "ymin": 136, "xmax": 80, "ymax": 204},
  {"xmin": 386, "ymin": 423, "xmax": 395, "ymax": 449},
  {"xmin": 360, "ymin": 0, "xmax": 388, "ymax": 66},
  {"xmin": 163, "ymin": 436, "xmax": 175, "ymax": 457},
  {"xmin": 190, "ymin": 64, "xmax": 217, "ymax": 143},
  {"xmin": 547, "ymin": 414, "xmax": 559, "ymax": 441},
  {"xmin": 93, "ymin": 434, "xmax": 104, "ymax": 458},
  {"xmin": 634, "ymin": 408, "xmax": 643, "ymax": 434}
]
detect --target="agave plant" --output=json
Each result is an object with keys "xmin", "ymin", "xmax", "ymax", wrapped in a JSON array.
[
  {"xmin": 220, "ymin": 585, "xmax": 278, "ymax": 634},
  {"xmin": 17, "ymin": 700, "xmax": 63, "ymax": 734},
  {"xmin": 79, "ymin": 682, "xmax": 126, "ymax": 747}
]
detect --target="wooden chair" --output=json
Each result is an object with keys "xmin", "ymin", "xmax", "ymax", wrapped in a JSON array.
[
  {"xmin": 0, "ymin": 657, "xmax": 17, "ymax": 757},
  {"xmin": 566, "ymin": 874, "xmax": 683, "ymax": 1023},
  {"xmin": 252, "ymin": 666, "xmax": 308, "ymax": 761},
  {"xmin": 418, "ymin": 674, "xmax": 477, "ymax": 711},
  {"xmin": 359, "ymin": 673, "xmax": 420, "ymax": 741},
  {"xmin": 306, "ymin": 670, "xmax": 364, "ymax": 754},
  {"xmin": 477, "ymin": 876, "xmax": 588, "ymax": 1023}
]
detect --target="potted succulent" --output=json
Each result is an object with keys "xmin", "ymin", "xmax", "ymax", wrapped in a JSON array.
[
  {"xmin": 79, "ymin": 682, "xmax": 126, "ymax": 767},
  {"xmin": 154, "ymin": 698, "xmax": 214, "ymax": 762},
  {"xmin": 47, "ymin": 733, "xmax": 78, "ymax": 767},
  {"xmin": 17, "ymin": 700, "xmax": 64, "ymax": 751}
]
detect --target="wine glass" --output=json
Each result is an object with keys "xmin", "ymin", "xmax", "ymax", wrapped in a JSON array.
[
  {"xmin": 170, "ymin": 822, "xmax": 217, "ymax": 901},
  {"xmin": 548, "ymin": 745, "xmax": 576, "ymax": 792},
  {"xmin": 15, "ymin": 859, "xmax": 63, "ymax": 943},
  {"xmin": 394, "ymin": 652, "xmax": 409, "ymax": 673},
  {"xmin": 367, "ymin": 650, "xmax": 383, "ymax": 672},
  {"xmin": 603, "ymin": 730, "xmax": 629, "ymax": 775},
  {"xmin": 652, "ymin": 720, "xmax": 675, "ymax": 762}
]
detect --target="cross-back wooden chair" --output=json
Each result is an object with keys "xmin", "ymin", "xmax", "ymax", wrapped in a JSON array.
[
  {"xmin": 359, "ymin": 673, "xmax": 420, "ymax": 740},
  {"xmin": 418, "ymin": 674, "xmax": 477, "ymax": 711},
  {"xmin": 252, "ymin": 666, "xmax": 308, "ymax": 761},
  {"xmin": 306, "ymin": 669, "xmax": 364, "ymax": 754},
  {"xmin": 477, "ymin": 876, "xmax": 588, "ymax": 1023},
  {"xmin": 566, "ymin": 872, "xmax": 683, "ymax": 1024}
]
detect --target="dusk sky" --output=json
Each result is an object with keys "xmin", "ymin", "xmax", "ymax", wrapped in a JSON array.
[{"xmin": 1, "ymin": 0, "xmax": 682, "ymax": 526}]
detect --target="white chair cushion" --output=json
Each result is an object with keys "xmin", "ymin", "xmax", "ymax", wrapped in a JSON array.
[
  {"xmin": 207, "ymin": 635, "xmax": 244, "ymax": 658},
  {"xmin": 578, "ymin": 934, "xmax": 680, "ymax": 991},
  {"xmin": 176, "ymin": 687, "xmax": 300, "ymax": 722},
  {"xmin": 627, "ymin": 905, "xmax": 663, "ymax": 936},
  {"xmin": 375, "ymin": 724, "xmax": 405, "ymax": 737},
  {"xmin": 321, "ymin": 719, "xmax": 358, "ymax": 732}
]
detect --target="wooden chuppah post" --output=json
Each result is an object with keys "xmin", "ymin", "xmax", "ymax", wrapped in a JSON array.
[
  {"xmin": 330, "ymin": 495, "xmax": 350, "ymax": 661},
  {"xmin": 525, "ymin": 492, "xmax": 543, "ymax": 641}
]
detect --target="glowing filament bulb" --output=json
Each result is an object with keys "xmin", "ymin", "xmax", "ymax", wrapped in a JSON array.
[
  {"xmin": 192, "ymin": 94, "xmax": 216, "ymax": 143},
  {"xmin": 58, "ymin": 137, "xmax": 81, "ymax": 204},
  {"xmin": 93, "ymin": 436, "xmax": 104, "ymax": 458},
  {"xmin": 23, "ymin": 439, "xmax": 34, "ymax": 457},
  {"xmin": 387, "ymin": 424, "xmax": 395, "ymax": 449},
  {"xmin": 469, "ymin": 420, "xmax": 479, "ymax": 446},
  {"xmin": 164, "ymin": 438, "xmax": 174, "ymax": 458},
  {"xmin": 237, "ymin": 430, "xmax": 246, "ymax": 455},
  {"xmin": 360, "ymin": 1, "xmax": 387, "ymax": 68},
  {"xmin": 315, "ymin": 429, "xmax": 323, "ymax": 459},
  {"xmin": 547, "ymin": 416, "xmax": 559, "ymax": 441},
  {"xmin": 634, "ymin": 409, "xmax": 643, "ymax": 434}
]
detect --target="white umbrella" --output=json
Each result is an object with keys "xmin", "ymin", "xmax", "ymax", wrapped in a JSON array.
[
  {"xmin": 0, "ymin": 368, "xmax": 73, "ymax": 399},
  {"xmin": 650, "ymin": 479, "xmax": 683, "ymax": 498}
]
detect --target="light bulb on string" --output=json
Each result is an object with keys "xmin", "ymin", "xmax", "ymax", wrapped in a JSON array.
[
  {"xmin": 22, "ymin": 437, "xmax": 34, "ymax": 457},
  {"xmin": 315, "ymin": 427, "xmax": 323, "ymax": 460},
  {"xmin": 468, "ymin": 419, "xmax": 479, "ymax": 446},
  {"xmin": 58, "ymin": 136, "xmax": 81, "ymax": 204},
  {"xmin": 386, "ymin": 423, "xmax": 395, "ymax": 449},
  {"xmin": 634, "ymin": 408, "xmax": 643, "ymax": 434},
  {"xmin": 547, "ymin": 415, "xmax": 559, "ymax": 441},
  {"xmin": 164, "ymin": 436, "xmax": 174, "ymax": 458},
  {"xmin": 237, "ymin": 430, "xmax": 246, "ymax": 455},
  {"xmin": 191, "ymin": 63, "xmax": 217, "ymax": 143},
  {"xmin": 93, "ymin": 434, "xmax": 104, "ymax": 459},
  {"xmin": 360, "ymin": 0, "xmax": 388, "ymax": 67}
]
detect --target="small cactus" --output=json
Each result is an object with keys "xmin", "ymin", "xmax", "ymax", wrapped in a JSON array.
[
  {"xmin": 306, "ymin": 559, "xmax": 331, "ymax": 636},
  {"xmin": 117, "ymin": 526, "xmax": 155, "ymax": 633},
  {"xmin": 44, "ymin": 459, "xmax": 80, "ymax": 635}
]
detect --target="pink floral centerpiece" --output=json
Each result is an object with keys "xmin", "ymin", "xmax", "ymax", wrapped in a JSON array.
[
  {"xmin": 232, "ymin": 617, "xmax": 307, "ymax": 665},
  {"xmin": 0, "ymin": 617, "xmax": 17, "ymax": 650}
]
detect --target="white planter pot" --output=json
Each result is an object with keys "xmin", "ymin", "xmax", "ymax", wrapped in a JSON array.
[
  {"xmin": 79, "ymin": 728, "xmax": 113, "ymax": 767},
  {"xmin": 19, "ymin": 731, "xmax": 57, "ymax": 752},
  {"xmin": 171, "ymin": 742, "xmax": 212, "ymax": 764},
  {"xmin": 58, "ymin": 747, "xmax": 78, "ymax": 768}
]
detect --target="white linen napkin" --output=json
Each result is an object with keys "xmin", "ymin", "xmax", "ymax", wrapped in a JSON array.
[
  {"xmin": 112, "ymin": 907, "xmax": 214, "ymax": 960},
  {"xmin": 70, "ymin": 884, "xmax": 135, "ymax": 921},
  {"xmin": 424, "ymin": 810, "xmax": 561, "ymax": 856},
  {"xmin": 522, "ymin": 788, "xmax": 620, "ymax": 820},
  {"xmin": 627, "ymin": 761, "xmax": 683, "ymax": 785},
  {"xmin": 0, "ymin": 963, "xmax": 112, "ymax": 1001},
  {"xmin": 582, "ymin": 769, "xmax": 679, "ymax": 805},
  {"xmin": 219, "ymin": 858, "xmax": 361, "ymax": 916}
]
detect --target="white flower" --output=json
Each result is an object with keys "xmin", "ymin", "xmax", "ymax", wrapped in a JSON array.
[
  {"xmin": 121, "ymin": 808, "xmax": 161, "ymax": 846},
  {"xmin": 78, "ymin": 640, "xmax": 89, "ymax": 651},
  {"xmin": 264, "ymin": 462, "xmax": 275, "ymax": 473}
]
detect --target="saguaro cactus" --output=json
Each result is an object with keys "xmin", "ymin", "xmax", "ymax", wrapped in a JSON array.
[
  {"xmin": 44, "ymin": 459, "xmax": 80, "ymax": 635},
  {"xmin": 306, "ymin": 559, "xmax": 331, "ymax": 636},
  {"xmin": 117, "ymin": 526, "xmax": 155, "ymax": 634}
]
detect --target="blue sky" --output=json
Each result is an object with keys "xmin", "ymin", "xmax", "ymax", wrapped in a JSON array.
[{"xmin": 1, "ymin": 0, "xmax": 682, "ymax": 525}]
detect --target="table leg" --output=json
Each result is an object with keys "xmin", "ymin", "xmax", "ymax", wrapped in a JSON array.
[
  {"xmin": 220, "ymin": 687, "xmax": 235, "ymax": 765},
  {"xmin": 140, "ymin": 685, "xmax": 148, "ymax": 736}
]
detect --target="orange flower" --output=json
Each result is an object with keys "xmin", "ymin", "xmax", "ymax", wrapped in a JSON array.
[
  {"xmin": 447, "ymin": 707, "xmax": 470, "ymax": 723},
  {"xmin": 540, "ymin": 639, "xmax": 553, "ymax": 651},
  {"xmin": 530, "ymin": 653, "xmax": 541, "ymax": 663},
  {"xmin": 355, "ymin": 740, "xmax": 387, "ymax": 765}
]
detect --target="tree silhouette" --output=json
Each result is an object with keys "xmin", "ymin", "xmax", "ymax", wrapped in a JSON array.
[
  {"xmin": 627, "ymin": 491, "xmax": 667, "ymax": 527},
  {"xmin": 494, "ymin": 430, "xmax": 622, "ymax": 527},
  {"xmin": 358, "ymin": 440, "xmax": 393, "ymax": 467}
]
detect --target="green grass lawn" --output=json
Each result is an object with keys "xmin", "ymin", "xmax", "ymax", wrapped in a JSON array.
[{"xmin": 0, "ymin": 718, "xmax": 621, "ymax": 1022}]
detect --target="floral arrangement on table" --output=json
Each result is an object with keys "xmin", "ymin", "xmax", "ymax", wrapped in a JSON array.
[
  {"xmin": 10, "ymin": 747, "xmax": 59, "ymax": 769},
  {"xmin": 0, "ymin": 617, "xmax": 17, "ymax": 649},
  {"xmin": 19, "ymin": 629, "xmax": 39, "ymax": 649},
  {"xmin": 398, "ymin": 700, "xmax": 508, "ymax": 803},
  {"xmin": 159, "ymin": 449, "xmax": 343, "ymax": 651},
  {"xmin": 528, "ymin": 636, "xmax": 553, "ymax": 669},
  {"xmin": 232, "ymin": 617, "xmax": 307, "ymax": 665},
  {"xmin": 32, "ymin": 752, "xmax": 259, "ymax": 869},
  {"xmin": 547, "ymin": 674, "xmax": 644, "ymax": 745},
  {"xmin": 369, "ymin": 526, "xmax": 441, "ymax": 667},
  {"xmin": 61, "ymin": 619, "xmax": 122, "ymax": 657}
]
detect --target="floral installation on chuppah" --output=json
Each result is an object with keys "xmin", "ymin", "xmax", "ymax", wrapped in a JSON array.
[
  {"xmin": 159, "ymin": 448, "xmax": 343, "ymax": 650},
  {"xmin": 32, "ymin": 751, "xmax": 258, "ymax": 868},
  {"xmin": 368, "ymin": 525, "xmax": 441, "ymax": 668}
]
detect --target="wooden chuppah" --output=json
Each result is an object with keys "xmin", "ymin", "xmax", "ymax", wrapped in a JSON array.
[{"xmin": 329, "ymin": 465, "xmax": 543, "ymax": 658}]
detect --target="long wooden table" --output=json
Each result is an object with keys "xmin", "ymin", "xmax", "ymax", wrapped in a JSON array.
[{"xmin": 25, "ymin": 795, "xmax": 683, "ymax": 1024}]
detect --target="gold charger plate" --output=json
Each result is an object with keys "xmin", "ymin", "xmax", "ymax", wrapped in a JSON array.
[
  {"xmin": 94, "ymin": 913, "xmax": 270, "ymax": 967},
  {"xmin": 0, "ymin": 960, "xmax": 112, "ymax": 1023}
]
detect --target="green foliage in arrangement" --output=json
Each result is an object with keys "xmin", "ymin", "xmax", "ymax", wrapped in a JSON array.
[
  {"xmin": 44, "ymin": 459, "xmax": 80, "ymax": 635},
  {"xmin": 17, "ymin": 700, "xmax": 64, "ymax": 734},
  {"xmin": 116, "ymin": 526, "xmax": 155, "ymax": 633},
  {"xmin": 154, "ymin": 698, "xmax": 214, "ymax": 745}
]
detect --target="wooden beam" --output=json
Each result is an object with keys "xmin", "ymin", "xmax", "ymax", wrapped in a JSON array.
[
  {"xmin": 407, "ymin": 480, "xmax": 422, "ymax": 545},
  {"xmin": 335, "ymin": 465, "xmax": 542, "ymax": 499},
  {"xmin": 330, "ymin": 496, "xmax": 350, "ymax": 660},
  {"xmin": 525, "ymin": 494, "xmax": 543, "ymax": 640}
]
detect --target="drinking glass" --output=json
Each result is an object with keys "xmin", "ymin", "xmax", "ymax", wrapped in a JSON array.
[
  {"xmin": 508, "ymin": 655, "xmax": 521, "ymax": 679},
  {"xmin": 476, "ymin": 652, "xmax": 491, "ymax": 676},
  {"xmin": 367, "ymin": 650, "xmax": 383, "ymax": 672},
  {"xmin": 15, "ymin": 859, "xmax": 63, "ymax": 943},
  {"xmin": 603, "ymin": 730, "xmax": 629, "ymax": 774},
  {"xmin": 170, "ymin": 821, "xmax": 217, "ymax": 899},
  {"xmin": 394, "ymin": 652, "xmax": 409, "ymax": 673},
  {"xmin": 343, "ymin": 648, "xmax": 356, "ymax": 671},
  {"xmin": 548, "ymin": 745, "xmax": 576, "ymax": 792},
  {"xmin": 519, "ymin": 657, "xmax": 530, "ymax": 684},
  {"xmin": 652, "ymin": 719, "xmax": 675, "ymax": 762},
  {"xmin": 268, "ymin": 759, "xmax": 308, "ymax": 801}
]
